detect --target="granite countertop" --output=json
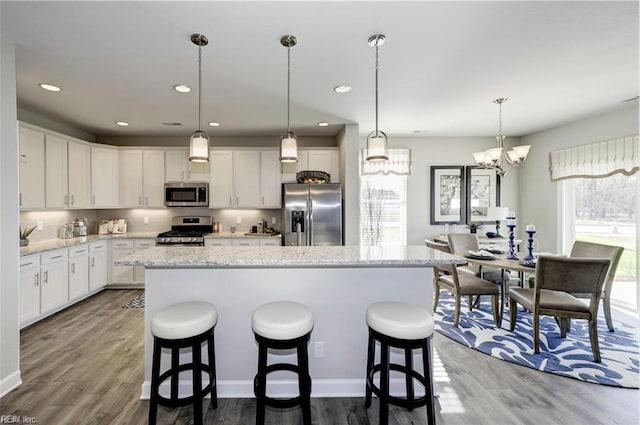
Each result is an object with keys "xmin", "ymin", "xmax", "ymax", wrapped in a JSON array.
[
  {"xmin": 115, "ymin": 245, "xmax": 465, "ymax": 268},
  {"xmin": 20, "ymin": 232, "xmax": 158, "ymax": 256},
  {"xmin": 206, "ymin": 232, "xmax": 281, "ymax": 239}
]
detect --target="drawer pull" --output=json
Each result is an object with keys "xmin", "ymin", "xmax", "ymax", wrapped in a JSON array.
[
  {"xmin": 50, "ymin": 255, "xmax": 64, "ymax": 259},
  {"xmin": 22, "ymin": 262, "xmax": 33, "ymax": 267}
]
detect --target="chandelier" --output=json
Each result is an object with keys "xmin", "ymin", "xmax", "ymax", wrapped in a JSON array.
[{"xmin": 473, "ymin": 98, "xmax": 531, "ymax": 176}]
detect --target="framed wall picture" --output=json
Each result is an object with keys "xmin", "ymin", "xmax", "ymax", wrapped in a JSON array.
[
  {"xmin": 465, "ymin": 166, "xmax": 501, "ymax": 223},
  {"xmin": 430, "ymin": 166, "xmax": 465, "ymax": 224}
]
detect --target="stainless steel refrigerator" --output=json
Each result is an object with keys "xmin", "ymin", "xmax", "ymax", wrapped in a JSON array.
[{"xmin": 282, "ymin": 183, "xmax": 343, "ymax": 246}]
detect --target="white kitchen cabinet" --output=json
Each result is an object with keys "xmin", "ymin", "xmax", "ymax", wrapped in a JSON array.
[
  {"xmin": 282, "ymin": 149, "xmax": 340, "ymax": 183},
  {"xmin": 91, "ymin": 146, "xmax": 119, "ymax": 208},
  {"xmin": 204, "ymin": 238, "xmax": 230, "ymax": 247},
  {"xmin": 89, "ymin": 241, "xmax": 108, "ymax": 291},
  {"xmin": 44, "ymin": 133, "xmax": 69, "ymax": 209},
  {"xmin": 40, "ymin": 249, "xmax": 69, "ymax": 314},
  {"xmin": 260, "ymin": 150, "xmax": 282, "ymax": 208},
  {"xmin": 20, "ymin": 255, "xmax": 41, "ymax": 324},
  {"xmin": 260, "ymin": 238, "xmax": 282, "ymax": 246},
  {"xmin": 232, "ymin": 238, "xmax": 261, "ymax": 246},
  {"xmin": 68, "ymin": 141, "xmax": 91, "ymax": 208},
  {"xmin": 68, "ymin": 245, "xmax": 89, "ymax": 301},
  {"xmin": 165, "ymin": 149, "xmax": 209, "ymax": 182},
  {"xmin": 110, "ymin": 240, "xmax": 134, "ymax": 284},
  {"xmin": 209, "ymin": 150, "xmax": 263, "ymax": 208},
  {"xmin": 133, "ymin": 239, "xmax": 154, "ymax": 284},
  {"xmin": 205, "ymin": 237, "xmax": 280, "ymax": 247},
  {"xmin": 120, "ymin": 150, "xmax": 165, "ymax": 208},
  {"xmin": 18, "ymin": 125, "xmax": 46, "ymax": 210}
]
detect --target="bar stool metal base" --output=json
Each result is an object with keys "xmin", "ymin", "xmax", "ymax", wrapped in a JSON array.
[
  {"xmin": 365, "ymin": 328, "xmax": 436, "ymax": 425},
  {"xmin": 148, "ymin": 327, "xmax": 217, "ymax": 425},
  {"xmin": 253, "ymin": 332, "xmax": 312, "ymax": 425}
]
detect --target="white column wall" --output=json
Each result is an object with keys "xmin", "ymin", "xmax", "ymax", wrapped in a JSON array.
[
  {"xmin": 337, "ymin": 124, "xmax": 360, "ymax": 245},
  {"xmin": 0, "ymin": 34, "xmax": 22, "ymax": 397}
]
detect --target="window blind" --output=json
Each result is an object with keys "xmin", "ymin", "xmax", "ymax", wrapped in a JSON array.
[
  {"xmin": 549, "ymin": 135, "xmax": 639, "ymax": 181},
  {"xmin": 361, "ymin": 148, "xmax": 412, "ymax": 175}
]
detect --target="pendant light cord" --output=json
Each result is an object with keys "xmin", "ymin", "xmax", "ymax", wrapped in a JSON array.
[
  {"xmin": 287, "ymin": 44, "xmax": 291, "ymax": 136},
  {"xmin": 197, "ymin": 42, "xmax": 202, "ymax": 133},
  {"xmin": 374, "ymin": 36, "xmax": 379, "ymax": 137}
]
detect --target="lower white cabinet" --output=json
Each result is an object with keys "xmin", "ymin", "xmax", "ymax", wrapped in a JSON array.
[
  {"xmin": 260, "ymin": 238, "xmax": 282, "ymax": 246},
  {"xmin": 19, "ymin": 255, "xmax": 41, "ymax": 324},
  {"xmin": 205, "ymin": 237, "xmax": 281, "ymax": 247},
  {"xmin": 40, "ymin": 249, "xmax": 69, "ymax": 315},
  {"xmin": 89, "ymin": 241, "xmax": 108, "ymax": 291},
  {"xmin": 68, "ymin": 245, "xmax": 89, "ymax": 301},
  {"xmin": 109, "ymin": 238, "xmax": 154, "ymax": 286}
]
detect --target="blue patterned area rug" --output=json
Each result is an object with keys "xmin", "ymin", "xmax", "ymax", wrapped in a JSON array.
[{"xmin": 434, "ymin": 293, "xmax": 639, "ymax": 388}]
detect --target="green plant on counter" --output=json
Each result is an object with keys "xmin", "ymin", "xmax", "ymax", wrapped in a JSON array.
[
  {"xmin": 20, "ymin": 225, "xmax": 37, "ymax": 240},
  {"xmin": 465, "ymin": 222, "xmax": 483, "ymax": 234}
]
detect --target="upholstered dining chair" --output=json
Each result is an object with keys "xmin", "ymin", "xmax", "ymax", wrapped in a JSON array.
[
  {"xmin": 528, "ymin": 241, "xmax": 623, "ymax": 332},
  {"xmin": 509, "ymin": 256, "xmax": 610, "ymax": 362},
  {"xmin": 427, "ymin": 239, "xmax": 500, "ymax": 327},
  {"xmin": 446, "ymin": 233, "xmax": 504, "ymax": 282}
]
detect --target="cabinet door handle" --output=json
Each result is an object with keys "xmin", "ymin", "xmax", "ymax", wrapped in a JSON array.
[
  {"xmin": 51, "ymin": 255, "xmax": 64, "ymax": 260},
  {"xmin": 236, "ymin": 196, "xmax": 239, "ymax": 205},
  {"xmin": 262, "ymin": 196, "xmax": 264, "ymax": 205},
  {"xmin": 138, "ymin": 196, "xmax": 142, "ymax": 205},
  {"xmin": 44, "ymin": 270, "xmax": 48, "ymax": 283},
  {"xmin": 34, "ymin": 273, "xmax": 39, "ymax": 286},
  {"xmin": 64, "ymin": 195, "xmax": 68, "ymax": 206},
  {"xmin": 70, "ymin": 195, "xmax": 75, "ymax": 205},
  {"xmin": 92, "ymin": 195, "xmax": 96, "ymax": 205},
  {"xmin": 71, "ymin": 262, "xmax": 75, "ymax": 273},
  {"xmin": 229, "ymin": 196, "xmax": 232, "ymax": 205},
  {"xmin": 19, "ymin": 193, "xmax": 22, "ymax": 206},
  {"xmin": 91, "ymin": 257, "xmax": 95, "ymax": 267},
  {"xmin": 146, "ymin": 196, "xmax": 149, "ymax": 205}
]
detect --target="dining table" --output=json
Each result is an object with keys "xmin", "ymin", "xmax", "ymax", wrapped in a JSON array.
[{"xmin": 462, "ymin": 255, "xmax": 536, "ymax": 328}]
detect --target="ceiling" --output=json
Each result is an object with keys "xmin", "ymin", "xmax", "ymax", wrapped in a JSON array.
[{"xmin": 1, "ymin": 1, "xmax": 637, "ymax": 140}]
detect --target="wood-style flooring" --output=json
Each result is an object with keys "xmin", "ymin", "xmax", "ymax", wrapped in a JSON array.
[{"xmin": 2, "ymin": 289, "xmax": 638, "ymax": 425}]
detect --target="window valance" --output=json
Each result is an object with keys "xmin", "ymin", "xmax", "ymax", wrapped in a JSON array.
[
  {"xmin": 549, "ymin": 135, "xmax": 639, "ymax": 181},
  {"xmin": 361, "ymin": 148, "xmax": 412, "ymax": 175}
]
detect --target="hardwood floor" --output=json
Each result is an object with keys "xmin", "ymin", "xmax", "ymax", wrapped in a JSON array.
[{"xmin": 2, "ymin": 289, "xmax": 638, "ymax": 424}]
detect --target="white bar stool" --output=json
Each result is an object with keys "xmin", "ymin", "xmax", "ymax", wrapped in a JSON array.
[
  {"xmin": 252, "ymin": 301, "xmax": 313, "ymax": 425},
  {"xmin": 365, "ymin": 301, "xmax": 436, "ymax": 425},
  {"xmin": 148, "ymin": 301, "xmax": 218, "ymax": 425}
]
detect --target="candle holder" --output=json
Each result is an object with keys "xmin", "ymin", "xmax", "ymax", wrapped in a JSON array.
[
  {"xmin": 524, "ymin": 230, "xmax": 536, "ymax": 261},
  {"xmin": 506, "ymin": 220, "xmax": 518, "ymax": 260}
]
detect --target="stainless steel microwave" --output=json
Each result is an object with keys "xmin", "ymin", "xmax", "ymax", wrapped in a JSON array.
[{"xmin": 164, "ymin": 182, "xmax": 209, "ymax": 207}]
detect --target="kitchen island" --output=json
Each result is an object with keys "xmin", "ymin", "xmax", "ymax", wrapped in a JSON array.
[{"xmin": 117, "ymin": 245, "xmax": 463, "ymax": 399}]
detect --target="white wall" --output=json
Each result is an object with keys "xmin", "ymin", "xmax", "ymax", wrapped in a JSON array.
[
  {"xmin": 338, "ymin": 124, "xmax": 360, "ymax": 245},
  {"xmin": 519, "ymin": 104, "xmax": 639, "ymax": 252},
  {"xmin": 0, "ymin": 35, "xmax": 22, "ymax": 397},
  {"xmin": 372, "ymin": 136, "xmax": 521, "ymax": 245}
]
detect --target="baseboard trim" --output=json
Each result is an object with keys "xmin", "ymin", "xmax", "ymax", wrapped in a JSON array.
[
  {"xmin": 0, "ymin": 371, "xmax": 22, "ymax": 398},
  {"xmin": 140, "ymin": 378, "xmax": 424, "ymax": 400}
]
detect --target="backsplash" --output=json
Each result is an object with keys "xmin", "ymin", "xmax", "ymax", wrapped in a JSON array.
[{"xmin": 21, "ymin": 208, "xmax": 282, "ymax": 241}]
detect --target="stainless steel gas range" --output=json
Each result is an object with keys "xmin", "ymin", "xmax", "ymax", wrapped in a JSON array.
[{"xmin": 156, "ymin": 216, "xmax": 213, "ymax": 246}]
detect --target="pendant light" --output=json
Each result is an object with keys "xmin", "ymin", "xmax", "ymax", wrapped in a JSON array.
[
  {"xmin": 280, "ymin": 35, "xmax": 298, "ymax": 163},
  {"xmin": 189, "ymin": 33, "xmax": 209, "ymax": 163},
  {"xmin": 472, "ymin": 98, "xmax": 531, "ymax": 176},
  {"xmin": 366, "ymin": 34, "xmax": 388, "ymax": 162}
]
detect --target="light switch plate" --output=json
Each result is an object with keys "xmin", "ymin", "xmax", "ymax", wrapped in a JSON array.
[
  {"xmin": 272, "ymin": 216, "xmax": 277, "ymax": 224},
  {"xmin": 143, "ymin": 216, "xmax": 149, "ymax": 225},
  {"xmin": 237, "ymin": 216, "xmax": 242, "ymax": 224},
  {"xmin": 37, "ymin": 221, "xmax": 44, "ymax": 231}
]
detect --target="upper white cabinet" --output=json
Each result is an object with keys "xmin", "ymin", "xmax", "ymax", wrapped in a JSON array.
[
  {"xmin": 165, "ymin": 148, "xmax": 209, "ymax": 182},
  {"xmin": 67, "ymin": 141, "xmax": 91, "ymax": 208},
  {"xmin": 260, "ymin": 150, "xmax": 282, "ymax": 208},
  {"xmin": 209, "ymin": 149, "xmax": 277, "ymax": 208},
  {"xmin": 120, "ymin": 150, "xmax": 165, "ymax": 208},
  {"xmin": 44, "ymin": 133, "xmax": 68, "ymax": 209},
  {"xmin": 91, "ymin": 146, "xmax": 119, "ymax": 208},
  {"xmin": 18, "ymin": 126, "xmax": 46, "ymax": 210},
  {"xmin": 282, "ymin": 148, "xmax": 340, "ymax": 183}
]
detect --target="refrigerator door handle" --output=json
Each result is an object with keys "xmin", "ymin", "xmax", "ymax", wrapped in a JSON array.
[{"xmin": 308, "ymin": 198, "xmax": 314, "ymax": 246}]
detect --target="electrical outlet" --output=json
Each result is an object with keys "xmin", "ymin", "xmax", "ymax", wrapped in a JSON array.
[
  {"xmin": 272, "ymin": 216, "xmax": 277, "ymax": 224},
  {"xmin": 237, "ymin": 216, "xmax": 242, "ymax": 224},
  {"xmin": 37, "ymin": 221, "xmax": 44, "ymax": 231},
  {"xmin": 314, "ymin": 341, "xmax": 325, "ymax": 358},
  {"xmin": 143, "ymin": 216, "xmax": 149, "ymax": 225}
]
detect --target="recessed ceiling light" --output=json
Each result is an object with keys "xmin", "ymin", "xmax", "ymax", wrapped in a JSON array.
[
  {"xmin": 115, "ymin": 121, "xmax": 129, "ymax": 127},
  {"xmin": 208, "ymin": 122, "xmax": 221, "ymax": 127},
  {"xmin": 173, "ymin": 84, "xmax": 191, "ymax": 93},
  {"xmin": 39, "ymin": 83, "xmax": 61, "ymax": 92},
  {"xmin": 162, "ymin": 122, "xmax": 183, "ymax": 126},
  {"xmin": 412, "ymin": 130, "xmax": 421, "ymax": 133},
  {"xmin": 317, "ymin": 122, "xmax": 329, "ymax": 127},
  {"xmin": 333, "ymin": 85, "xmax": 352, "ymax": 94}
]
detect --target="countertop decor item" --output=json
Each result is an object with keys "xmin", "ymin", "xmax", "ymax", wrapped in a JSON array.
[
  {"xmin": 296, "ymin": 170, "xmax": 329, "ymax": 184},
  {"xmin": 465, "ymin": 222, "xmax": 483, "ymax": 234},
  {"xmin": 188, "ymin": 33, "xmax": 210, "ymax": 163},
  {"xmin": 524, "ymin": 227, "xmax": 536, "ymax": 261},
  {"xmin": 279, "ymin": 34, "xmax": 299, "ymax": 163},
  {"xmin": 19, "ymin": 225, "xmax": 36, "ymax": 246},
  {"xmin": 505, "ymin": 214, "xmax": 519, "ymax": 260}
]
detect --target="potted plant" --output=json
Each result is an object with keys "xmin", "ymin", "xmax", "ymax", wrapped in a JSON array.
[
  {"xmin": 465, "ymin": 222, "xmax": 483, "ymax": 234},
  {"xmin": 20, "ymin": 225, "xmax": 37, "ymax": 247}
]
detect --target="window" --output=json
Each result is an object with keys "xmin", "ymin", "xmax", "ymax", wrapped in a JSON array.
[{"xmin": 360, "ymin": 174, "xmax": 407, "ymax": 246}]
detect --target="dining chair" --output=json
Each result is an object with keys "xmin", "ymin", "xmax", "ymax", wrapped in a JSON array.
[
  {"xmin": 528, "ymin": 241, "xmax": 624, "ymax": 332},
  {"xmin": 509, "ymin": 256, "xmax": 610, "ymax": 362},
  {"xmin": 427, "ymin": 239, "xmax": 500, "ymax": 327},
  {"xmin": 446, "ymin": 233, "xmax": 504, "ymax": 282}
]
